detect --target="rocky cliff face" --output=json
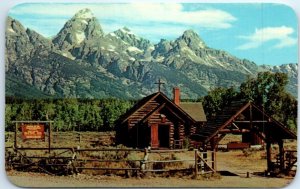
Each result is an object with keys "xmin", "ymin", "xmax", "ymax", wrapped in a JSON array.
[{"xmin": 5, "ymin": 9, "xmax": 298, "ymax": 99}]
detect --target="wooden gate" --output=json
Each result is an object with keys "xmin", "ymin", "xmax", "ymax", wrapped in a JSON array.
[{"xmin": 194, "ymin": 149, "xmax": 216, "ymax": 176}]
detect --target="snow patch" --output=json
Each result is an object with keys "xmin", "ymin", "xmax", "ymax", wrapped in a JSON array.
[
  {"xmin": 120, "ymin": 28, "xmax": 135, "ymax": 35},
  {"xmin": 156, "ymin": 56, "xmax": 165, "ymax": 62},
  {"xmin": 181, "ymin": 46, "xmax": 202, "ymax": 63},
  {"xmin": 8, "ymin": 28, "xmax": 15, "ymax": 33},
  {"xmin": 285, "ymin": 64, "xmax": 292, "ymax": 71},
  {"xmin": 121, "ymin": 77, "xmax": 131, "ymax": 85},
  {"xmin": 129, "ymin": 57, "xmax": 136, "ymax": 61},
  {"xmin": 109, "ymin": 33, "xmax": 117, "ymax": 37},
  {"xmin": 81, "ymin": 20, "xmax": 88, "ymax": 25},
  {"xmin": 62, "ymin": 52, "xmax": 75, "ymax": 60},
  {"xmin": 76, "ymin": 31, "xmax": 85, "ymax": 44},
  {"xmin": 108, "ymin": 45, "xmax": 116, "ymax": 52},
  {"xmin": 148, "ymin": 46, "xmax": 155, "ymax": 50},
  {"xmin": 206, "ymin": 54, "xmax": 224, "ymax": 68},
  {"xmin": 240, "ymin": 65, "xmax": 253, "ymax": 74},
  {"xmin": 198, "ymin": 41, "xmax": 206, "ymax": 48},
  {"xmin": 127, "ymin": 46, "xmax": 142, "ymax": 53}
]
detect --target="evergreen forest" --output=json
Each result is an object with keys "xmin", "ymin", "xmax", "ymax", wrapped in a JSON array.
[{"xmin": 5, "ymin": 72, "xmax": 297, "ymax": 132}]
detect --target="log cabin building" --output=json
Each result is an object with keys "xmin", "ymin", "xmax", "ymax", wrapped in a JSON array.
[
  {"xmin": 115, "ymin": 88, "xmax": 206, "ymax": 149},
  {"xmin": 115, "ymin": 86, "xmax": 296, "ymax": 173}
]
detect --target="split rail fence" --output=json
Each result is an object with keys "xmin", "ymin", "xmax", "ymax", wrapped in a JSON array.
[{"xmin": 5, "ymin": 147, "xmax": 216, "ymax": 177}]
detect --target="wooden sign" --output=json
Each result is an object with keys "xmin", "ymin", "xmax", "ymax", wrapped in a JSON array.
[{"xmin": 22, "ymin": 124, "xmax": 45, "ymax": 140}]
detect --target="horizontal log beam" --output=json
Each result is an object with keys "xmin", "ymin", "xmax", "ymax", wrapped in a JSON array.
[
  {"xmin": 234, "ymin": 121, "xmax": 269, "ymax": 123},
  {"xmin": 77, "ymin": 167, "xmax": 140, "ymax": 170},
  {"xmin": 219, "ymin": 129, "xmax": 250, "ymax": 133},
  {"xmin": 15, "ymin": 147, "xmax": 73, "ymax": 150},
  {"xmin": 76, "ymin": 148, "xmax": 143, "ymax": 152},
  {"xmin": 76, "ymin": 159, "xmax": 143, "ymax": 162},
  {"xmin": 143, "ymin": 168, "xmax": 192, "ymax": 172},
  {"xmin": 145, "ymin": 159, "xmax": 194, "ymax": 163},
  {"xmin": 149, "ymin": 149, "xmax": 188, "ymax": 153}
]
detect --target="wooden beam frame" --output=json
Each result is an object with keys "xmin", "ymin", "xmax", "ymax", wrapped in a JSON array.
[
  {"xmin": 251, "ymin": 103, "xmax": 296, "ymax": 139},
  {"xmin": 204, "ymin": 102, "xmax": 251, "ymax": 143},
  {"xmin": 219, "ymin": 129, "xmax": 250, "ymax": 134},
  {"xmin": 215, "ymin": 134, "xmax": 226, "ymax": 145},
  {"xmin": 234, "ymin": 120, "xmax": 269, "ymax": 123},
  {"xmin": 231, "ymin": 122, "xmax": 239, "ymax": 130}
]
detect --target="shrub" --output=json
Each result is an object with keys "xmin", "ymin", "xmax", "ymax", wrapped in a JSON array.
[{"xmin": 183, "ymin": 138, "xmax": 190, "ymax": 149}]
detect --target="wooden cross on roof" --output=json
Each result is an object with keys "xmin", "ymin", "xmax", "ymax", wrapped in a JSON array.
[{"xmin": 155, "ymin": 79, "xmax": 165, "ymax": 92}]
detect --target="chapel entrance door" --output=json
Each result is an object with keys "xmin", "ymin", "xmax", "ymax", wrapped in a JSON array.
[{"xmin": 151, "ymin": 124, "xmax": 159, "ymax": 148}]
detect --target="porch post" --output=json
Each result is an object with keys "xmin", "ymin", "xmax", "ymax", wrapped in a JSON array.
[
  {"xmin": 266, "ymin": 139, "xmax": 272, "ymax": 172},
  {"xmin": 211, "ymin": 149, "xmax": 217, "ymax": 171},
  {"xmin": 278, "ymin": 139, "xmax": 285, "ymax": 171},
  {"xmin": 210, "ymin": 137, "xmax": 217, "ymax": 171}
]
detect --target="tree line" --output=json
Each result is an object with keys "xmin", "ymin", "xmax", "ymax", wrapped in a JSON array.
[
  {"xmin": 5, "ymin": 98, "xmax": 134, "ymax": 132},
  {"xmin": 5, "ymin": 71, "xmax": 297, "ymax": 132}
]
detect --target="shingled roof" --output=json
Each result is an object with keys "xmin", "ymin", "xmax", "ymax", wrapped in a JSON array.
[
  {"xmin": 179, "ymin": 102, "xmax": 207, "ymax": 122},
  {"xmin": 192, "ymin": 101, "xmax": 296, "ymax": 144},
  {"xmin": 115, "ymin": 92, "xmax": 160, "ymax": 125},
  {"xmin": 115, "ymin": 92, "xmax": 207, "ymax": 126}
]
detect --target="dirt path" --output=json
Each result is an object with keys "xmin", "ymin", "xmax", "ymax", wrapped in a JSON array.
[{"xmin": 7, "ymin": 171, "xmax": 294, "ymax": 188}]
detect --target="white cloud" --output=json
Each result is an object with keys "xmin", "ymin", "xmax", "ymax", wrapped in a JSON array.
[
  {"xmin": 10, "ymin": 3, "xmax": 236, "ymax": 29},
  {"xmin": 237, "ymin": 26, "xmax": 297, "ymax": 50}
]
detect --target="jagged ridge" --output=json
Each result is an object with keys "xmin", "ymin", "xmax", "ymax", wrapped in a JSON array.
[{"xmin": 5, "ymin": 9, "xmax": 298, "ymax": 99}]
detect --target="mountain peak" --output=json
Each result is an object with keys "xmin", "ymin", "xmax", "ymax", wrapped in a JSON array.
[
  {"xmin": 73, "ymin": 8, "xmax": 94, "ymax": 19},
  {"xmin": 179, "ymin": 29, "xmax": 206, "ymax": 48},
  {"xmin": 52, "ymin": 8, "xmax": 103, "ymax": 50},
  {"xmin": 182, "ymin": 29, "xmax": 198, "ymax": 37},
  {"xmin": 118, "ymin": 27, "xmax": 135, "ymax": 35}
]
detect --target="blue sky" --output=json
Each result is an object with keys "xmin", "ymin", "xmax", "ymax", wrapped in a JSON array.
[{"xmin": 8, "ymin": 3, "xmax": 298, "ymax": 66}]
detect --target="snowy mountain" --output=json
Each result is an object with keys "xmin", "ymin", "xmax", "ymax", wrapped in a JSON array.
[{"xmin": 5, "ymin": 8, "xmax": 298, "ymax": 99}]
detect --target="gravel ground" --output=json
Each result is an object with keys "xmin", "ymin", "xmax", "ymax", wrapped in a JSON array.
[
  {"xmin": 6, "ymin": 170, "xmax": 295, "ymax": 188},
  {"xmin": 5, "ymin": 138, "xmax": 297, "ymax": 188}
]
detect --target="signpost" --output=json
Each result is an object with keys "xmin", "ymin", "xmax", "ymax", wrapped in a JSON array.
[{"xmin": 13, "ymin": 121, "xmax": 53, "ymax": 153}]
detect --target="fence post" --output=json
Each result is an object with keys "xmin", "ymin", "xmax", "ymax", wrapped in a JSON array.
[
  {"xmin": 78, "ymin": 133, "xmax": 81, "ymax": 143},
  {"xmin": 141, "ymin": 148, "xmax": 149, "ymax": 171},
  {"xmin": 48, "ymin": 122, "xmax": 51, "ymax": 153},
  {"xmin": 194, "ymin": 149, "xmax": 198, "ymax": 177},
  {"xmin": 14, "ymin": 122, "xmax": 17, "ymax": 148}
]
